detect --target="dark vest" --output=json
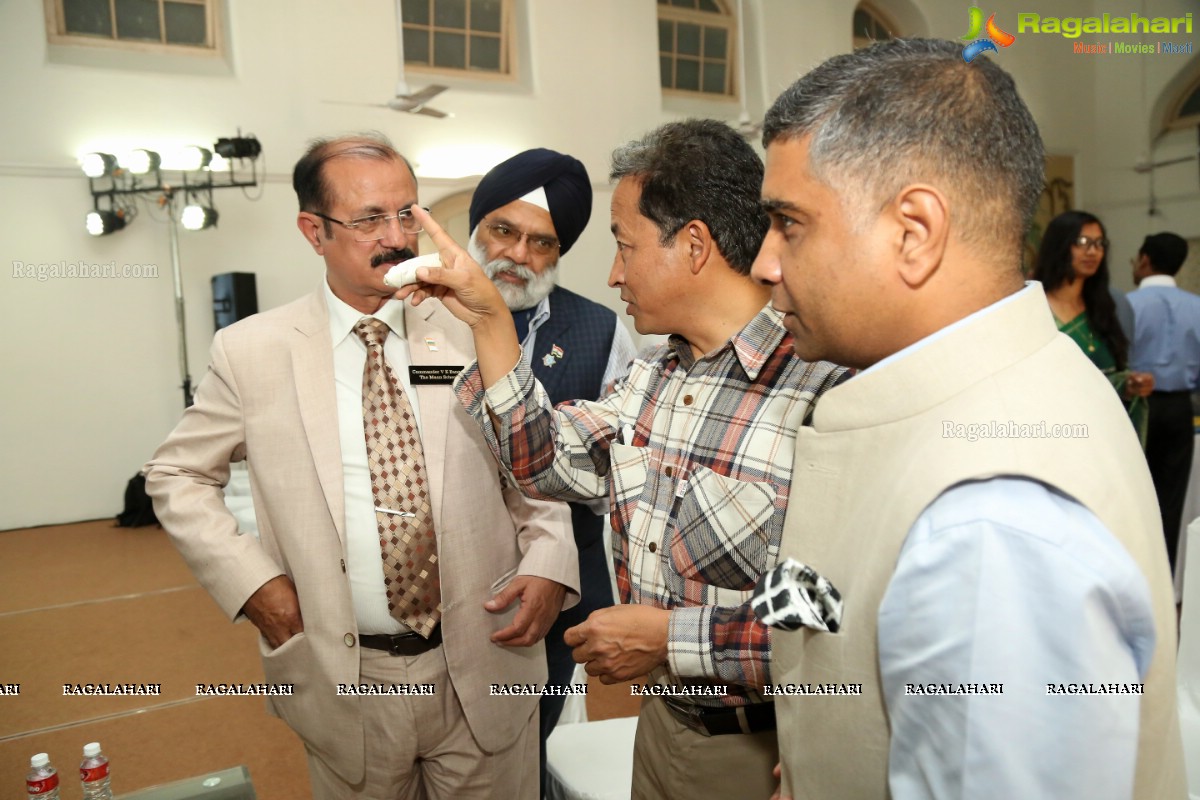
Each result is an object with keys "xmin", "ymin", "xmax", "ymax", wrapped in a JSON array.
[
  {"xmin": 526, "ymin": 287, "xmax": 617, "ymax": 596},
  {"xmin": 527, "ymin": 287, "xmax": 617, "ymax": 404}
]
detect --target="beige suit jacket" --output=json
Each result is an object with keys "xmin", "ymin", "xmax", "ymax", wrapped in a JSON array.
[{"xmin": 145, "ymin": 289, "xmax": 578, "ymax": 783}]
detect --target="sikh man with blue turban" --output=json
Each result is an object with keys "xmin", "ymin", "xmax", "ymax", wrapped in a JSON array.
[{"xmin": 468, "ymin": 148, "xmax": 637, "ymax": 796}]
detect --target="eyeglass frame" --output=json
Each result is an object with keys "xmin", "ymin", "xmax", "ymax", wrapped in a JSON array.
[
  {"xmin": 1072, "ymin": 235, "xmax": 1109, "ymax": 252},
  {"xmin": 313, "ymin": 207, "xmax": 429, "ymax": 241},
  {"xmin": 481, "ymin": 219, "xmax": 561, "ymax": 257}
]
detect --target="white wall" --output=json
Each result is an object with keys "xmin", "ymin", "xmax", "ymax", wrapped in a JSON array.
[
  {"xmin": 1, "ymin": 0, "xmax": 1197, "ymax": 528},
  {"xmin": 1088, "ymin": 0, "xmax": 1200, "ymax": 290}
]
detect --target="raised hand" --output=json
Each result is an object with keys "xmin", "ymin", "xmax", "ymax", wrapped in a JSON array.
[{"xmin": 398, "ymin": 205, "xmax": 523, "ymax": 386}]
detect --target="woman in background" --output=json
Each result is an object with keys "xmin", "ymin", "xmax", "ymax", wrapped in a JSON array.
[{"xmin": 1034, "ymin": 210, "xmax": 1154, "ymax": 445}]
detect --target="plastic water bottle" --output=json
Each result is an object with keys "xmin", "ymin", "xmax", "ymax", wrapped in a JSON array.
[
  {"xmin": 79, "ymin": 742, "xmax": 113, "ymax": 799},
  {"xmin": 25, "ymin": 753, "xmax": 60, "ymax": 799}
]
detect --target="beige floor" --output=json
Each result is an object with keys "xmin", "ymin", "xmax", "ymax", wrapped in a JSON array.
[{"xmin": 0, "ymin": 520, "xmax": 640, "ymax": 799}]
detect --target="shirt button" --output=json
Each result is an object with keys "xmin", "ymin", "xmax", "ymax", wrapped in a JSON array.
[
  {"xmin": 340, "ymin": 559, "xmax": 347, "ymax": 573},
  {"xmin": 683, "ymin": 395, "xmax": 694, "ymax": 405},
  {"xmin": 344, "ymin": 633, "xmax": 355, "ymax": 647},
  {"xmin": 665, "ymin": 466, "xmax": 674, "ymax": 478},
  {"xmin": 648, "ymin": 541, "xmax": 657, "ymax": 553}
]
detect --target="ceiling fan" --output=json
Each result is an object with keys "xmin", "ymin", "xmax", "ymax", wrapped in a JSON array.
[
  {"xmin": 326, "ymin": 0, "xmax": 451, "ymax": 118},
  {"xmin": 731, "ymin": 0, "xmax": 761, "ymax": 141}
]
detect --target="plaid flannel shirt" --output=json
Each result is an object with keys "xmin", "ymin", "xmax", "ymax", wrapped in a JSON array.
[{"xmin": 455, "ymin": 305, "xmax": 845, "ymax": 706}]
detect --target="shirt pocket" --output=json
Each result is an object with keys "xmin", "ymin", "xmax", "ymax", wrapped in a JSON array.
[
  {"xmin": 670, "ymin": 466, "xmax": 778, "ymax": 592},
  {"xmin": 608, "ymin": 442, "xmax": 655, "ymax": 543}
]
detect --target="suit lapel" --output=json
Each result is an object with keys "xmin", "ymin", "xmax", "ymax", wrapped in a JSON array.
[
  {"xmin": 292, "ymin": 291, "xmax": 346, "ymax": 545},
  {"xmin": 405, "ymin": 301, "xmax": 454, "ymax": 530}
]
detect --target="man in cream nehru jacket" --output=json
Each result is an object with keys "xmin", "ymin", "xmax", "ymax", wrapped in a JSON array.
[{"xmin": 750, "ymin": 38, "xmax": 1186, "ymax": 799}]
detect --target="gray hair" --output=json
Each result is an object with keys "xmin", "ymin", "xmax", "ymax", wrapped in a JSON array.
[
  {"xmin": 610, "ymin": 119, "xmax": 768, "ymax": 275},
  {"xmin": 763, "ymin": 38, "xmax": 1044, "ymax": 261},
  {"xmin": 292, "ymin": 132, "xmax": 416, "ymax": 234}
]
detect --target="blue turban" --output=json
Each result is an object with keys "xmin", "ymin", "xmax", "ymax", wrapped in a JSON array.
[{"xmin": 469, "ymin": 148, "xmax": 592, "ymax": 255}]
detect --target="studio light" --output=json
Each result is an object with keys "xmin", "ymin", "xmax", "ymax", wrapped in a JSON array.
[
  {"xmin": 177, "ymin": 146, "xmax": 212, "ymax": 171},
  {"xmin": 81, "ymin": 152, "xmax": 118, "ymax": 178},
  {"xmin": 123, "ymin": 149, "xmax": 161, "ymax": 175},
  {"xmin": 79, "ymin": 130, "xmax": 262, "ymax": 409},
  {"xmin": 86, "ymin": 209, "xmax": 126, "ymax": 236},
  {"xmin": 215, "ymin": 135, "xmax": 262, "ymax": 160},
  {"xmin": 181, "ymin": 204, "xmax": 218, "ymax": 231}
]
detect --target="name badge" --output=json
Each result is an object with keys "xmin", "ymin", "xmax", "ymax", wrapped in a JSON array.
[{"xmin": 408, "ymin": 366, "xmax": 464, "ymax": 385}]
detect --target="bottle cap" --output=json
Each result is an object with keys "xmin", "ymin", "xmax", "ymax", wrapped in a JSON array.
[
  {"xmin": 83, "ymin": 742, "xmax": 101, "ymax": 757},
  {"xmin": 31, "ymin": 753, "xmax": 50, "ymax": 768}
]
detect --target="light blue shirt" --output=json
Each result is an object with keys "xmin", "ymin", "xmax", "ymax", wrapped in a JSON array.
[
  {"xmin": 880, "ymin": 479, "xmax": 1155, "ymax": 800},
  {"xmin": 1128, "ymin": 274, "xmax": 1200, "ymax": 391},
  {"xmin": 870, "ymin": 285, "xmax": 1156, "ymax": 800}
]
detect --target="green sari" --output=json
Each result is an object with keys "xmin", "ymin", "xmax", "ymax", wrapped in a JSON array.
[{"xmin": 1056, "ymin": 312, "xmax": 1149, "ymax": 448}]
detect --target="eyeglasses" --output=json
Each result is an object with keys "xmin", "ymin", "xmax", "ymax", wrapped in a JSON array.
[
  {"xmin": 483, "ymin": 220, "xmax": 560, "ymax": 257},
  {"xmin": 314, "ymin": 208, "xmax": 429, "ymax": 241},
  {"xmin": 1072, "ymin": 235, "xmax": 1109, "ymax": 252}
]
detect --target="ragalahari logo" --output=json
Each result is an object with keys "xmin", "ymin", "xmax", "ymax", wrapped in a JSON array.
[{"xmin": 960, "ymin": 7, "xmax": 1016, "ymax": 62}]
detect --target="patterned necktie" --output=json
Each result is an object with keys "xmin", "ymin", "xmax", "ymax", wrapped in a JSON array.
[{"xmin": 353, "ymin": 317, "xmax": 441, "ymax": 637}]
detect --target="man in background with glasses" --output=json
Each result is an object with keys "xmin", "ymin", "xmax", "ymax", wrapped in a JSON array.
[
  {"xmin": 466, "ymin": 147, "xmax": 638, "ymax": 797},
  {"xmin": 146, "ymin": 132, "xmax": 577, "ymax": 800}
]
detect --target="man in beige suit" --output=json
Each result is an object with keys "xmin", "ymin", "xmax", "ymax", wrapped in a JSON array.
[
  {"xmin": 748, "ymin": 38, "xmax": 1186, "ymax": 800},
  {"xmin": 145, "ymin": 133, "xmax": 577, "ymax": 800}
]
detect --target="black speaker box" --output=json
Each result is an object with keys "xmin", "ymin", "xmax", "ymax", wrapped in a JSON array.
[{"xmin": 212, "ymin": 272, "xmax": 258, "ymax": 331}]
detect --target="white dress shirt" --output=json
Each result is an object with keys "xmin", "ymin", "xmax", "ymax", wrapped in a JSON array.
[{"xmin": 325, "ymin": 282, "xmax": 423, "ymax": 635}]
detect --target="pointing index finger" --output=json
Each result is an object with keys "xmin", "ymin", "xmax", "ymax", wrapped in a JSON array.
[{"xmin": 410, "ymin": 205, "xmax": 461, "ymax": 256}]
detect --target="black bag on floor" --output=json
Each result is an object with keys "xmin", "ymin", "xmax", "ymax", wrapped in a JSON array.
[{"xmin": 116, "ymin": 473, "xmax": 159, "ymax": 527}]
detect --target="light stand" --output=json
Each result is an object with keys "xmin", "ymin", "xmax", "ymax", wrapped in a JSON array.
[{"xmin": 164, "ymin": 190, "xmax": 193, "ymax": 407}]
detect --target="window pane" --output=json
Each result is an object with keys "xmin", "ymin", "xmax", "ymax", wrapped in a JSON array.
[
  {"xmin": 702, "ymin": 62, "xmax": 726, "ymax": 94},
  {"xmin": 402, "ymin": 0, "xmax": 430, "ymax": 25},
  {"xmin": 469, "ymin": 34, "xmax": 500, "ymax": 70},
  {"xmin": 698, "ymin": 0, "xmax": 721, "ymax": 11},
  {"xmin": 116, "ymin": 0, "xmax": 162, "ymax": 41},
  {"xmin": 660, "ymin": 55, "xmax": 673, "ymax": 88},
  {"xmin": 404, "ymin": 26, "xmax": 431, "ymax": 63},
  {"xmin": 671, "ymin": 0, "xmax": 696, "ymax": 7},
  {"xmin": 676, "ymin": 57, "xmax": 700, "ymax": 91},
  {"xmin": 164, "ymin": 2, "xmax": 206, "ymax": 45},
  {"xmin": 434, "ymin": 0, "xmax": 467, "ymax": 29},
  {"xmin": 703, "ymin": 26, "xmax": 726, "ymax": 59},
  {"xmin": 471, "ymin": 0, "xmax": 502, "ymax": 33},
  {"xmin": 63, "ymin": 0, "xmax": 112, "ymax": 36},
  {"xmin": 433, "ymin": 31, "xmax": 466, "ymax": 68},
  {"xmin": 853, "ymin": 9, "xmax": 873, "ymax": 40},
  {"xmin": 658, "ymin": 19, "xmax": 672, "ymax": 52},
  {"xmin": 676, "ymin": 22, "xmax": 700, "ymax": 56}
]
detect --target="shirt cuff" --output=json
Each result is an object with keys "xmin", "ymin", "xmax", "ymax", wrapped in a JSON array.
[
  {"xmin": 667, "ymin": 605, "xmax": 714, "ymax": 679},
  {"xmin": 453, "ymin": 354, "xmax": 537, "ymax": 417}
]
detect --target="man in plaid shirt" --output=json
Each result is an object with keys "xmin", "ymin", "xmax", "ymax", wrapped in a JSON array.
[{"xmin": 402, "ymin": 120, "xmax": 844, "ymax": 800}]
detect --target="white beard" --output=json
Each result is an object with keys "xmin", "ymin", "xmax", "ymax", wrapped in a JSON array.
[{"xmin": 468, "ymin": 231, "xmax": 559, "ymax": 311}]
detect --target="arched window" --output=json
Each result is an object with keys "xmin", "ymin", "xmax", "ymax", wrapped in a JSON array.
[
  {"xmin": 853, "ymin": 3, "xmax": 896, "ymax": 50},
  {"xmin": 1166, "ymin": 75, "xmax": 1200, "ymax": 132},
  {"xmin": 657, "ymin": 0, "xmax": 735, "ymax": 97}
]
